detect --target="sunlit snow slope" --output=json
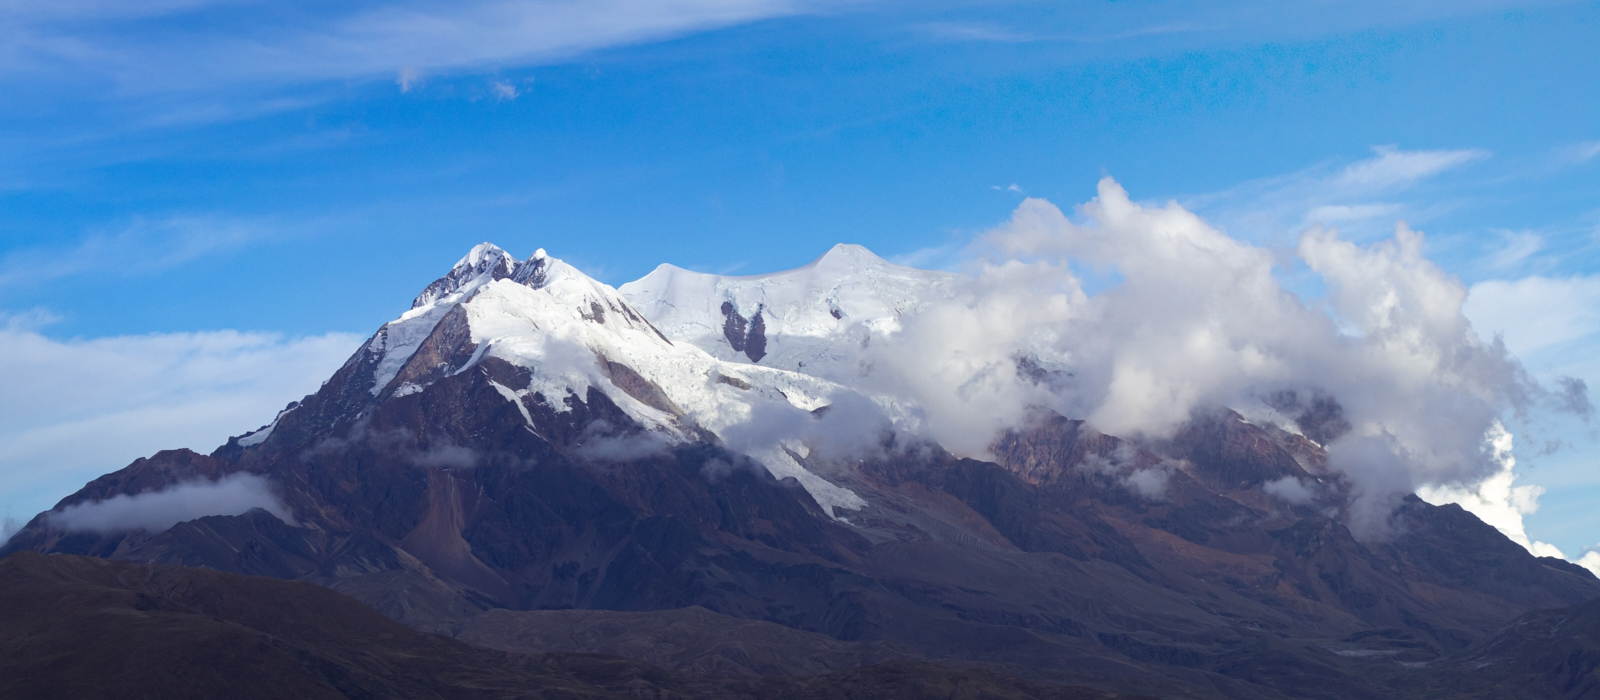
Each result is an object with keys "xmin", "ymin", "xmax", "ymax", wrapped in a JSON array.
[{"xmin": 618, "ymin": 244, "xmax": 958, "ymax": 381}]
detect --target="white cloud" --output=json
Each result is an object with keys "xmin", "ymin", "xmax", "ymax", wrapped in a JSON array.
[
  {"xmin": 1264, "ymin": 475, "xmax": 1315, "ymax": 505},
  {"xmin": 1333, "ymin": 145, "xmax": 1488, "ymax": 190},
  {"xmin": 48, "ymin": 473, "xmax": 295, "ymax": 535},
  {"xmin": 0, "ymin": 323, "xmax": 361, "ymax": 526},
  {"xmin": 490, "ymin": 79, "xmax": 519, "ymax": 100},
  {"xmin": 1417, "ymin": 422, "xmax": 1566, "ymax": 559},
  {"xmin": 911, "ymin": 19, "xmax": 1209, "ymax": 44},
  {"xmin": 1122, "ymin": 466, "xmax": 1171, "ymax": 502},
  {"xmin": 850, "ymin": 177, "xmax": 1561, "ymax": 541},
  {"xmin": 888, "ymin": 240, "xmax": 964, "ymax": 271},
  {"xmin": 915, "ymin": 21, "xmax": 1040, "ymax": 43},
  {"xmin": 1303, "ymin": 203, "xmax": 1401, "ymax": 224},
  {"xmin": 1578, "ymin": 546, "xmax": 1600, "ymax": 577}
]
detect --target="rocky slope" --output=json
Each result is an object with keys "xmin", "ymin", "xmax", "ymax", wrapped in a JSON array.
[{"xmin": 4, "ymin": 243, "xmax": 1597, "ymax": 699}]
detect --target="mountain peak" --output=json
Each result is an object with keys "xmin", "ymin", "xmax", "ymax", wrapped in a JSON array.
[
  {"xmin": 810, "ymin": 243, "xmax": 887, "ymax": 270},
  {"xmin": 412, "ymin": 243, "xmax": 519, "ymax": 309},
  {"xmin": 459, "ymin": 242, "xmax": 514, "ymax": 268}
]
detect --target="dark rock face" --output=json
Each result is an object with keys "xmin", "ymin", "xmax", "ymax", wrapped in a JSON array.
[
  {"xmin": 745, "ymin": 310, "xmax": 767, "ymax": 362},
  {"xmin": 719, "ymin": 301, "xmax": 767, "ymax": 362},
  {"xmin": 722, "ymin": 301, "xmax": 748, "ymax": 352}
]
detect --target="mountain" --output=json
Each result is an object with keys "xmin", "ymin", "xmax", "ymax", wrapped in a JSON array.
[{"xmin": 5, "ymin": 243, "xmax": 1598, "ymax": 699}]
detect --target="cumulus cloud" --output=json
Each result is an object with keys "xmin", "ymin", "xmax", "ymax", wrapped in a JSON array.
[
  {"xmin": 48, "ymin": 473, "xmax": 295, "ymax": 535},
  {"xmin": 1416, "ymin": 423, "xmax": 1565, "ymax": 558},
  {"xmin": 1578, "ymin": 546, "xmax": 1600, "ymax": 578},
  {"xmin": 0, "ymin": 322, "xmax": 360, "ymax": 530},
  {"xmin": 850, "ymin": 177, "xmax": 1569, "ymax": 542}
]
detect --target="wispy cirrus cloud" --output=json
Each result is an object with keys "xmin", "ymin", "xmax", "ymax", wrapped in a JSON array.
[
  {"xmin": 913, "ymin": 20, "xmax": 1211, "ymax": 44},
  {"xmin": 1557, "ymin": 141, "xmax": 1600, "ymax": 166},
  {"xmin": 1187, "ymin": 145, "xmax": 1490, "ymax": 242},
  {"xmin": 1466, "ymin": 275, "xmax": 1600, "ymax": 361},
  {"xmin": 0, "ymin": 215, "xmax": 272, "ymax": 289},
  {"xmin": 2, "ymin": 0, "xmax": 841, "ymax": 96},
  {"xmin": 1332, "ymin": 145, "xmax": 1488, "ymax": 189}
]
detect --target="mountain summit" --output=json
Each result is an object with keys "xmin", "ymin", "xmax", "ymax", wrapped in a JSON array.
[{"xmin": 5, "ymin": 243, "xmax": 1598, "ymax": 700}]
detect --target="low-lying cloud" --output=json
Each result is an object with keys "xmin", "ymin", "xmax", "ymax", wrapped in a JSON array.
[
  {"xmin": 304, "ymin": 422, "xmax": 479, "ymax": 469},
  {"xmin": 48, "ymin": 473, "xmax": 294, "ymax": 535}
]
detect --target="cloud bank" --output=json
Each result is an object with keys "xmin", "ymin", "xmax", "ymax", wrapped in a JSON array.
[
  {"xmin": 0, "ymin": 321, "xmax": 360, "ymax": 530},
  {"xmin": 852, "ymin": 177, "xmax": 1582, "ymax": 544},
  {"xmin": 48, "ymin": 473, "xmax": 294, "ymax": 535}
]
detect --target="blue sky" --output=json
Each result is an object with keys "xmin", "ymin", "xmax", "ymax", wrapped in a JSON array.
[{"xmin": 2, "ymin": 0, "xmax": 1599, "ymax": 552}]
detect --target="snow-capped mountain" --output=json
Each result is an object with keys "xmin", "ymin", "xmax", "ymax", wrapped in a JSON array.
[
  {"xmin": 6, "ymin": 242, "xmax": 1599, "ymax": 700},
  {"xmin": 253, "ymin": 242, "xmax": 868, "ymax": 514}
]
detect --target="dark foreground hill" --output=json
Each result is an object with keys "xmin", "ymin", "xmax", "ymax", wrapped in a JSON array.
[
  {"xmin": 0, "ymin": 551, "xmax": 1137, "ymax": 700},
  {"xmin": 1413, "ymin": 594, "xmax": 1600, "ymax": 699}
]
